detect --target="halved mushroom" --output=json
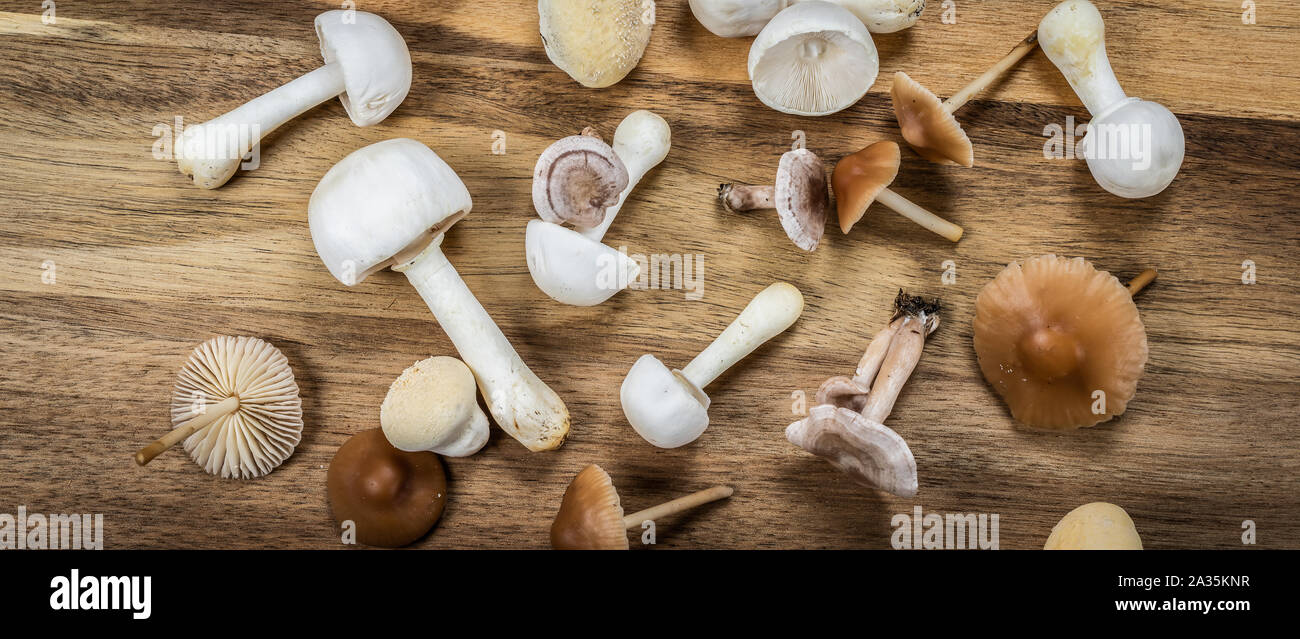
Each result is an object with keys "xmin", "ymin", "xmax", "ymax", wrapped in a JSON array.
[
  {"xmin": 550, "ymin": 464, "xmax": 733, "ymax": 550},
  {"xmin": 327, "ymin": 428, "xmax": 447, "ymax": 547},
  {"xmin": 787, "ymin": 291, "xmax": 940, "ymax": 496},
  {"xmin": 177, "ymin": 11, "xmax": 411, "ymax": 188},
  {"xmin": 973, "ymin": 255, "xmax": 1153, "ymax": 430},
  {"xmin": 381, "ymin": 356, "xmax": 490, "ymax": 457},
  {"xmin": 719, "ymin": 149, "xmax": 829, "ymax": 251},
  {"xmin": 832, "ymin": 141, "xmax": 963, "ymax": 242},
  {"xmin": 748, "ymin": 2, "xmax": 878, "ymax": 116},
  {"xmin": 310, "ymin": 138, "xmax": 569, "ymax": 451},
  {"xmin": 526, "ymin": 111, "xmax": 671, "ymax": 306},
  {"xmin": 538, "ymin": 0, "xmax": 655, "ymax": 88},
  {"xmin": 890, "ymin": 31, "xmax": 1038, "ymax": 166},
  {"xmin": 690, "ymin": 0, "xmax": 925, "ymax": 37}
]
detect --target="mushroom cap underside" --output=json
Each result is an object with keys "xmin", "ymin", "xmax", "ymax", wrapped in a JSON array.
[
  {"xmin": 890, "ymin": 71, "xmax": 974, "ymax": 167},
  {"xmin": 539, "ymin": 0, "xmax": 655, "ymax": 88},
  {"xmin": 774, "ymin": 149, "xmax": 829, "ymax": 251},
  {"xmin": 786, "ymin": 404, "xmax": 918, "ymax": 497},
  {"xmin": 748, "ymin": 2, "xmax": 879, "ymax": 116},
  {"xmin": 172, "ymin": 335, "xmax": 302, "ymax": 479},
  {"xmin": 831, "ymin": 140, "xmax": 901, "ymax": 233},
  {"xmin": 974, "ymin": 254, "xmax": 1148, "ymax": 430},
  {"xmin": 532, "ymin": 133, "xmax": 630, "ymax": 228},
  {"xmin": 315, "ymin": 11, "xmax": 413, "ymax": 127},
  {"xmin": 327, "ymin": 428, "xmax": 447, "ymax": 547},
  {"xmin": 551, "ymin": 464, "xmax": 629, "ymax": 550}
]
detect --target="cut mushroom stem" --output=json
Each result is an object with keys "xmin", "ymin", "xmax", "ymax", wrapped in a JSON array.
[
  {"xmin": 134, "ymin": 396, "xmax": 239, "ymax": 466},
  {"xmin": 943, "ymin": 31, "xmax": 1039, "ymax": 114},
  {"xmin": 1126, "ymin": 268, "xmax": 1157, "ymax": 296},
  {"xmin": 622, "ymin": 486, "xmax": 735, "ymax": 529}
]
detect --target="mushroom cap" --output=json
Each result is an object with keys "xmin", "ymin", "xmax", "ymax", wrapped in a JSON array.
[
  {"xmin": 1044, "ymin": 502, "xmax": 1143, "ymax": 550},
  {"xmin": 314, "ymin": 11, "xmax": 412, "ymax": 127},
  {"xmin": 974, "ymin": 255, "xmax": 1148, "ymax": 430},
  {"xmin": 532, "ymin": 133, "xmax": 630, "ymax": 228},
  {"xmin": 688, "ymin": 0, "xmax": 780, "ymax": 37},
  {"xmin": 309, "ymin": 138, "xmax": 472, "ymax": 286},
  {"xmin": 831, "ymin": 140, "xmax": 900, "ymax": 233},
  {"xmin": 550, "ymin": 464, "xmax": 629, "ymax": 550},
  {"xmin": 1083, "ymin": 98, "xmax": 1185, "ymax": 199},
  {"xmin": 890, "ymin": 71, "xmax": 974, "ymax": 167},
  {"xmin": 171, "ymin": 336, "xmax": 302, "ymax": 479},
  {"xmin": 748, "ymin": 2, "xmax": 878, "ymax": 116},
  {"xmin": 381, "ymin": 356, "xmax": 489, "ymax": 457},
  {"xmin": 525, "ymin": 219, "xmax": 641, "ymax": 306},
  {"xmin": 327, "ymin": 428, "xmax": 447, "ymax": 547},
  {"xmin": 773, "ymin": 149, "xmax": 829, "ymax": 251},
  {"xmin": 620, "ymin": 354, "xmax": 710, "ymax": 449},
  {"xmin": 786, "ymin": 404, "xmax": 917, "ymax": 497},
  {"xmin": 538, "ymin": 0, "xmax": 655, "ymax": 88}
]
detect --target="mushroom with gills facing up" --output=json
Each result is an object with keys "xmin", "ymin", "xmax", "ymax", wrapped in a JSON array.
[
  {"xmin": 973, "ymin": 254, "xmax": 1154, "ymax": 430},
  {"xmin": 525, "ymin": 110, "xmax": 671, "ymax": 306},
  {"xmin": 621, "ymin": 282, "xmax": 804, "ymax": 448},
  {"xmin": 134, "ymin": 335, "xmax": 303, "ymax": 479},
  {"xmin": 890, "ymin": 31, "xmax": 1039, "ymax": 166},
  {"xmin": 748, "ymin": 2, "xmax": 879, "ymax": 116},
  {"xmin": 1038, "ymin": 0, "xmax": 1184, "ymax": 198},
  {"xmin": 719, "ymin": 149, "xmax": 829, "ymax": 251},
  {"xmin": 309, "ymin": 138, "xmax": 569, "ymax": 452},
  {"xmin": 550, "ymin": 465, "xmax": 734, "ymax": 550},
  {"xmin": 786, "ymin": 291, "xmax": 940, "ymax": 497},
  {"xmin": 832, "ymin": 140, "xmax": 963, "ymax": 242},
  {"xmin": 327, "ymin": 429, "xmax": 447, "ymax": 548},
  {"xmin": 177, "ymin": 11, "xmax": 411, "ymax": 189}
]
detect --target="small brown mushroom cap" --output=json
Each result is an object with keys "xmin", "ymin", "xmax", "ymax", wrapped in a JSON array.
[
  {"xmin": 831, "ymin": 141, "xmax": 901, "ymax": 234},
  {"xmin": 550, "ymin": 464, "xmax": 628, "ymax": 550},
  {"xmin": 327, "ymin": 428, "xmax": 447, "ymax": 547},
  {"xmin": 974, "ymin": 255, "xmax": 1148, "ymax": 430},
  {"xmin": 786, "ymin": 405, "xmax": 918, "ymax": 497},
  {"xmin": 532, "ymin": 132, "xmax": 629, "ymax": 228},
  {"xmin": 773, "ymin": 149, "xmax": 828, "ymax": 251},
  {"xmin": 890, "ymin": 71, "xmax": 974, "ymax": 167}
]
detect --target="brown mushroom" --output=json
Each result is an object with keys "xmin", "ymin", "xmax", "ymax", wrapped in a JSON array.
[
  {"xmin": 832, "ymin": 141, "xmax": 964, "ymax": 242},
  {"xmin": 327, "ymin": 428, "xmax": 447, "ymax": 547},
  {"xmin": 550, "ymin": 464, "xmax": 733, "ymax": 550},
  {"xmin": 532, "ymin": 127, "xmax": 630, "ymax": 228},
  {"xmin": 891, "ymin": 32, "xmax": 1039, "ymax": 167},
  {"xmin": 718, "ymin": 149, "xmax": 829, "ymax": 251},
  {"xmin": 787, "ymin": 291, "xmax": 941, "ymax": 497},
  {"xmin": 973, "ymin": 255, "xmax": 1154, "ymax": 430}
]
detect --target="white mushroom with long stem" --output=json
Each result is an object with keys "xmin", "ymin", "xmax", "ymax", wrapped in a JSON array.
[
  {"xmin": 622, "ymin": 282, "xmax": 804, "ymax": 448},
  {"xmin": 719, "ymin": 149, "xmax": 829, "ymax": 251},
  {"xmin": 786, "ymin": 291, "xmax": 939, "ymax": 497},
  {"xmin": 689, "ymin": 0, "xmax": 925, "ymax": 37},
  {"xmin": 748, "ymin": 2, "xmax": 879, "ymax": 116},
  {"xmin": 1038, "ymin": 0, "xmax": 1184, "ymax": 197},
  {"xmin": 177, "ymin": 10, "xmax": 411, "ymax": 189},
  {"xmin": 526, "ymin": 110, "xmax": 671, "ymax": 306},
  {"xmin": 309, "ymin": 138, "xmax": 569, "ymax": 452}
]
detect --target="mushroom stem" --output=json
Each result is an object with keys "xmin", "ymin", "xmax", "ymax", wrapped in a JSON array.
[
  {"xmin": 718, "ymin": 183, "xmax": 774, "ymax": 212},
  {"xmin": 861, "ymin": 293, "xmax": 940, "ymax": 423},
  {"xmin": 178, "ymin": 64, "xmax": 345, "ymax": 188},
  {"xmin": 875, "ymin": 188, "xmax": 964, "ymax": 242},
  {"xmin": 943, "ymin": 31, "xmax": 1038, "ymax": 114},
  {"xmin": 855, "ymin": 316, "xmax": 905, "ymax": 384},
  {"xmin": 578, "ymin": 110, "xmax": 672, "ymax": 242},
  {"xmin": 397, "ymin": 237, "xmax": 568, "ymax": 452},
  {"xmin": 679, "ymin": 282, "xmax": 805, "ymax": 389},
  {"xmin": 134, "ymin": 395, "xmax": 239, "ymax": 466},
  {"xmin": 1126, "ymin": 268, "xmax": 1157, "ymax": 296},
  {"xmin": 622, "ymin": 486, "xmax": 734, "ymax": 529}
]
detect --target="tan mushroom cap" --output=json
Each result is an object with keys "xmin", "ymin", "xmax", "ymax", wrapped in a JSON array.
[
  {"xmin": 327, "ymin": 428, "xmax": 447, "ymax": 547},
  {"xmin": 773, "ymin": 149, "xmax": 829, "ymax": 251},
  {"xmin": 550, "ymin": 464, "xmax": 628, "ymax": 550},
  {"xmin": 974, "ymin": 255, "xmax": 1148, "ymax": 430},
  {"xmin": 890, "ymin": 71, "xmax": 974, "ymax": 167},
  {"xmin": 831, "ymin": 141, "xmax": 901, "ymax": 234}
]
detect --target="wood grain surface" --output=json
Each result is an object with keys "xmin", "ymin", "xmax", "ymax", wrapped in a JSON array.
[{"xmin": 1, "ymin": 0, "xmax": 1297, "ymax": 550}]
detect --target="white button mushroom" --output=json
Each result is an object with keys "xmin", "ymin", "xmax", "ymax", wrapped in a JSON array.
[
  {"xmin": 1038, "ymin": 0, "xmax": 1185, "ymax": 198},
  {"xmin": 538, "ymin": 0, "xmax": 655, "ymax": 88},
  {"xmin": 526, "ymin": 110, "xmax": 671, "ymax": 306},
  {"xmin": 690, "ymin": 0, "xmax": 924, "ymax": 37},
  {"xmin": 309, "ymin": 139, "xmax": 570, "ymax": 452},
  {"xmin": 748, "ymin": 2, "xmax": 879, "ymax": 116},
  {"xmin": 381, "ymin": 356, "xmax": 490, "ymax": 457},
  {"xmin": 177, "ymin": 10, "xmax": 412, "ymax": 189},
  {"xmin": 621, "ymin": 282, "xmax": 804, "ymax": 448}
]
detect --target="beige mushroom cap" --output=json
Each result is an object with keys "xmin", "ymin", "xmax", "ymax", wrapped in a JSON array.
[
  {"xmin": 1044, "ymin": 502, "xmax": 1143, "ymax": 550},
  {"xmin": 831, "ymin": 140, "xmax": 900, "ymax": 234},
  {"xmin": 550, "ymin": 464, "xmax": 629, "ymax": 550},
  {"xmin": 890, "ymin": 71, "xmax": 974, "ymax": 167},
  {"xmin": 381, "ymin": 356, "xmax": 489, "ymax": 457},
  {"xmin": 539, "ymin": 0, "xmax": 655, "ymax": 88}
]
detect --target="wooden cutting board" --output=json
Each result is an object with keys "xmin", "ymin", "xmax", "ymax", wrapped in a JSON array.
[{"xmin": 1, "ymin": 0, "xmax": 1297, "ymax": 549}]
